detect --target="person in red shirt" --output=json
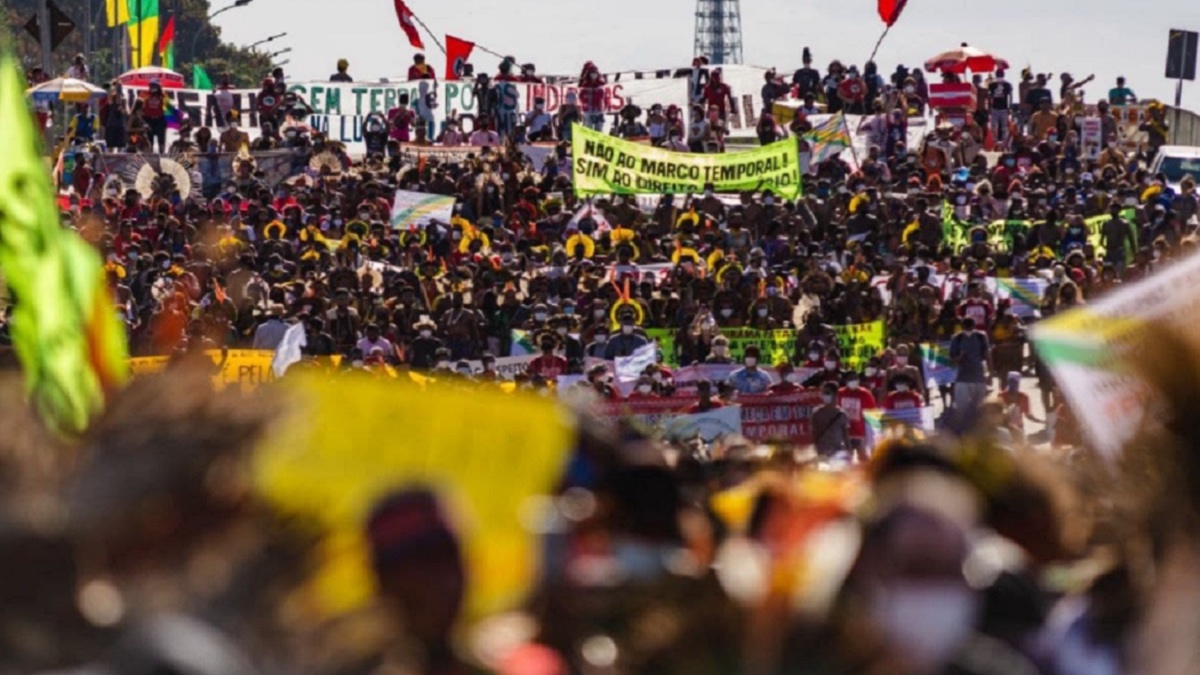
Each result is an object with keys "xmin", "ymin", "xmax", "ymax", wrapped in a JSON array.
[
  {"xmin": 528, "ymin": 334, "xmax": 568, "ymax": 380},
  {"xmin": 769, "ymin": 362, "xmax": 804, "ymax": 394},
  {"xmin": 837, "ymin": 375, "xmax": 877, "ymax": 461},
  {"xmin": 863, "ymin": 357, "xmax": 888, "ymax": 404},
  {"xmin": 579, "ymin": 61, "xmax": 607, "ymax": 131},
  {"xmin": 407, "ymin": 54, "xmax": 436, "ymax": 81},
  {"xmin": 883, "ymin": 374, "xmax": 924, "ymax": 411},
  {"xmin": 140, "ymin": 80, "xmax": 168, "ymax": 153},
  {"xmin": 702, "ymin": 68, "xmax": 734, "ymax": 121},
  {"xmin": 686, "ymin": 380, "xmax": 725, "ymax": 413},
  {"xmin": 585, "ymin": 363, "xmax": 619, "ymax": 400},
  {"xmin": 956, "ymin": 280, "xmax": 995, "ymax": 330}
]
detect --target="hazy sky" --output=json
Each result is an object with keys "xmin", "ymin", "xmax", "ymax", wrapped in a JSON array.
[{"xmin": 212, "ymin": 0, "xmax": 1200, "ymax": 109}]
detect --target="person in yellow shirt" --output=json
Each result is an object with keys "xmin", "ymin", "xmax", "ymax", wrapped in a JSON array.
[{"xmin": 1029, "ymin": 100, "xmax": 1060, "ymax": 142}]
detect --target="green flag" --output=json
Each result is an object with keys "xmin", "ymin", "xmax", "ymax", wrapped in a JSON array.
[
  {"xmin": 0, "ymin": 49, "xmax": 129, "ymax": 433},
  {"xmin": 193, "ymin": 63, "xmax": 213, "ymax": 90}
]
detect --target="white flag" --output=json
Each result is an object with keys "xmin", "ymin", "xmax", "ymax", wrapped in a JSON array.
[
  {"xmin": 615, "ymin": 341, "xmax": 657, "ymax": 383},
  {"xmin": 271, "ymin": 322, "xmax": 308, "ymax": 378}
]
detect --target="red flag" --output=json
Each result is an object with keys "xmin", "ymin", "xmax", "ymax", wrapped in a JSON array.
[
  {"xmin": 878, "ymin": 0, "xmax": 908, "ymax": 26},
  {"xmin": 445, "ymin": 35, "xmax": 475, "ymax": 80},
  {"xmin": 394, "ymin": 0, "xmax": 425, "ymax": 49}
]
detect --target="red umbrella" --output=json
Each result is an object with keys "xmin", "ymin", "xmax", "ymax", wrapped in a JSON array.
[
  {"xmin": 117, "ymin": 66, "xmax": 186, "ymax": 89},
  {"xmin": 924, "ymin": 43, "xmax": 1009, "ymax": 74}
]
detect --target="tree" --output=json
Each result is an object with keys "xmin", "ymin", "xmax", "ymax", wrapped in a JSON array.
[{"xmin": 7, "ymin": 0, "xmax": 270, "ymax": 87}]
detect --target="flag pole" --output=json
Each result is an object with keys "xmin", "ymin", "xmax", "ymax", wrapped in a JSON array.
[
  {"xmin": 840, "ymin": 112, "xmax": 861, "ymax": 168},
  {"xmin": 406, "ymin": 12, "xmax": 446, "ymax": 55},
  {"xmin": 867, "ymin": 25, "xmax": 892, "ymax": 66}
]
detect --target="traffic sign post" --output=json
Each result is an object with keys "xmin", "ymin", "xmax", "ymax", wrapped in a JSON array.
[
  {"xmin": 25, "ymin": 0, "xmax": 77, "ymax": 56},
  {"xmin": 1167, "ymin": 29, "xmax": 1198, "ymax": 145}
]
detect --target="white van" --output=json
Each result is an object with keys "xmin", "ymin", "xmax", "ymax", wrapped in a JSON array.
[{"xmin": 1150, "ymin": 145, "xmax": 1200, "ymax": 192}]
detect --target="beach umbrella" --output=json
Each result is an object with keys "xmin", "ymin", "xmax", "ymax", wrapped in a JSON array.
[
  {"xmin": 26, "ymin": 77, "xmax": 107, "ymax": 104},
  {"xmin": 924, "ymin": 43, "xmax": 1010, "ymax": 74},
  {"xmin": 118, "ymin": 66, "xmax": 186, "ymax": 88}
]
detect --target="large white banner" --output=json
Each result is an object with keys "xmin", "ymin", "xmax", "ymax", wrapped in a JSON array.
[{"xmin": 118, "ymin": 65, "xmax": 779, "ymax": 157}]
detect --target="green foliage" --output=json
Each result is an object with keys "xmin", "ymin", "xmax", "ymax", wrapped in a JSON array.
[{"xmin": 6, "ymin": 0, "xmax": 270, "ymax": 87}]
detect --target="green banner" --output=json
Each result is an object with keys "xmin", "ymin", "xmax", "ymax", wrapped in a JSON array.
[
  {"xmin": 571, "ymin": 123, "xmax": 802, "ymax": 199},
  {"xmin": 833, "ymin": 321, "xmax": 886, "ymax": 372},
  {"xmin": 648, "ymin": 328, "xmax": 798, "ymax": 367}
]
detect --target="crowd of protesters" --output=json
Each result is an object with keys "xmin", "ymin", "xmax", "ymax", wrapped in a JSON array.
[{"xmin": 6, "ymin": 39, "xmax": 1200, "ymax": 675}]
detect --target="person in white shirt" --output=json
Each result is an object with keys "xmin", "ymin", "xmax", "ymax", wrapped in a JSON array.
[
  {"xmin": 355, "ymin": 323, "xmax": 394, "ymax": 358},
  {"xmin": 66, "ymin": 54, "xmax": 89, "ymax": 81},
  {"xmin": 252, "ymin": 304, "xmax": 289, "ymax": 349},
  {"xmin": 525, "ymin": 97, "xmax": 554, "ymax": 141},
  {"xmin": 469, "ymin": 121, "xmax": 500, "ymax": 147}
]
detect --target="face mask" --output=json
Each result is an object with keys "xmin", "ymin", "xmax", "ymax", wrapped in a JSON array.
[
  {"xmin": 563, "ymin": 307, "xmax": 575, "ymax": 316},
  {"xmin": 534, "ymin": 312, "xmax": 547, "ymax": 322},
  {"xmin": 869, "ymin": 583, "xmax": 978, "ymax": 672},
  {"xmin": 594, "ymin": 333, "xmax": 608, "ymax": 344},
  {"xmin": 593, "ymin": 308, "xmax": 606, "ymax": 318},
  {"xmin": 821, "ymin": 394, "xmax": 835, "ymax": 404},
  {"xmin": 1125, "ymin": 197, "xmax": 1137, "ymax": 206},
  {"xmin": 896, "ymin": 383, "xmax": 909, "ymax": 392},
  {"xmin": 720, "ymin": 308, "xmax": 733, "ymax": 317},
  {"xmin": 757, "ymin": 308, "xmax": 769, "ymax": 317},
  {"xmin": 865, "ymin": 367, "xmax": 877, "ymax": 377},
  {"xmin": 955, "ymin": 196, "xmax": 967, "ymax": 206},
  {"xmin": 419, "ymin": 329, "xmax": 432, "ymax": 338},
  {"xmin": 555, "ymin": 327, "xmax": 568, "ymax": 336},
  {"xmin": 896, "ymin": 356, "xmax": 908, "ymax": 366},
  {"xmin": 824, "ymin": 360, "xmax": 837, "ymax": 370},
  {"xmin": 704, "ymin": 189, "xmax": 713, "ymax": 197},
  {"xmin": 436, "ymin": 361, "xmax": 451, "ymax": 370},
  {"xmin": 713, "ymin": 346, "xmax": 728, "ymax": 357},
  {"xmin": 904, "ymin": 86, "xmax": 915, "ymax": 94},
  {"xmin": 808, "ymin": 351, "xmax": 821, "ymax": 361},
  {"xmin": 764, "ymin": 197, "xmax": 775, "ymax": 206},
  {"xmin": 744, "ymin": 357, "xmax": 758, "ymax": 367},
  {"xmin": 766, "ymin": 287, "xmax": 779, "ymax": 297},
  {"xmin": 160, "ymin": 260, "xmax": 171, "ymax": 269},
  {"xmin": 637, "ymin": 384, "xmax": 652, "ymax": 394},
  {"xmin": 847, "ymin": 379, "xmax": 860, "ymax": 388},
  {"xmin": 785, "ymin": 373, "xmax": 798, "ymax": 383},
  {"xmin": 622, "ymin": 325, "xmax": 634, "ymax": 335}
]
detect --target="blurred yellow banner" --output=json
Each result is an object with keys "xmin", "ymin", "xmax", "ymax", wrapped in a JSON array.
[{"xmin": 254, "ymin": 373, "xmax": 574, "ymax": 617}]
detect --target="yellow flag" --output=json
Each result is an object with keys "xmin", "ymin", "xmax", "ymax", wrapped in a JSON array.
[
  {"xmin": 127, "ymin": 16, "xmax": 160, "ymax": 68},
  {"xmin": 106, "ymin": 0, "xmax": 131, "ymax": 26},
  {"xmin": 0, "ymin": 50, "xmax": 129, "ymax": 434},
  {"xmin": 254, "ymin": 374, "xmax": 574, "ymax": 617}
]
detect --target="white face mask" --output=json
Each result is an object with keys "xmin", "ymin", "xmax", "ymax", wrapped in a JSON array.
[
  {"xmin": 637, "ymin": 384, "xmax": 652, "ymax": 394},
  {"xmin": 865, "ymin": 367, "xmax": 877, "ymax": 377},
  {"xmin": 594, "ymin": 308, "xmax": 606, "ymax": 318},
  {"xmin": 720, "ymin": 308, "xmax": 734, "ymax": 317},
  {"xmin": 556, "ymin": 327, "xmax": 568, "ymax": 336},
  {"xmin": 869, "ymin": 583, "xmax": 978, "ymax": 672},
  {"xmin": 821, "ymin": 394, "xmax": 835, "ymax": 404},
  {"xmin": 534, "ymin": 312, "xmax": 547, "ymax": 322},
  {"xmin": 622, "ymin": 325, "xmax": 634, "ymax": 335},
  {"xmin": 824, "ymin": 360, "xmax": 837, "ymax": 370},
  {"xmin": 847, "ymin": 379, "xmax": 860, "ymax": 389},
  {"xmin": 419, "ymin": 329, "xmax": 432, "ymax": 338},
  {"xmin": 757, "ymin": 308, "xmax": 769, "ymax": 317},
  {"xmin": 594, "ymin": 334, "xmax": 608, "ymax": 344},
  {"xmin": 713, "ymin": 346, "xmax": 727, "ymax": 357},
  {"xmin": 785, "ymin": 373, "xmax": 798, "ymax": 383},
  {"xmin": 808, "ymin": 351, "xmax": 821, "ymax": 361},
  {"xmin": 896, "ymin": 383, "xmax": 910, "ymax": 392},
  {"xmin": 744, "ymin": 357, "xmax": 757, "ymax": 367},
  {"xmin": 896, "ymin": 356, "xmax": 908, "ymax": 366}
]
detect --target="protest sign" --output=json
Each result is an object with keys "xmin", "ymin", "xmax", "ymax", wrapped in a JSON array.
[
  {"xmin": 615, "ymin": 341, "xmax": 658, "ymax": 382},
  {"xmin": 920, "ymin": 342, "xmax": 958, "ymax": 388},
  {"xmin": 465, "ymin": 355, "xmax": 536, "ymax": 378},
  {"xmin": 128, "ymin": 349, "xmax": 277, "ymax": 392},
  {"xmin": 648, "ymin": 327, "xmax": 797, "ymax": 368},
  {"xmin": 256, "ymin": 374, "xmax": 573, "ymax": 617},
  {"xmin": 996, "ymin": 277, "xmax": 1048, "ymax": 318},
  {"xmin": 833, "ymin": 321, "xmax": 886, "ymax": 371},
  {"xmin": 390, "ymin": 189, "xmax": 456, "ymax": 230},
  {"xmin": 738, "ymin": 391, "xmax": 826, "ymax": 444},
  {"xmin": 1080, "ymin": 116, "xmax": 1103, "ymax": 160},
  {"xmin": 571, "ymin": 124, "xmax": 801, "ymax": 199},
  {"xmin": 1030, "ymin": 250, "xmax": 1200, "ymax": 458},
  {"xmin": 661, "ymin": 406, "xmax": 744, "ymax": 442},
  {"xmin": 864, "ymin": 407, "xmax": 937, "ymax": 450}
]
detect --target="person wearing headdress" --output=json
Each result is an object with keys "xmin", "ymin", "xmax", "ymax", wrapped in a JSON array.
[
  {"xmin": 528, "ymin": 330, "xmax": 568, "ymax": 379},
  {"xmin": 408, "ymin": 316, "xmax": 444, "ymax": 370},
  {"xmin": 792, "ymin": 47, "xmax": 820, "ymax": 99}
]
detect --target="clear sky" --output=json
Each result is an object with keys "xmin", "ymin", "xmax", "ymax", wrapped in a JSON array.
[{"xmin": 211, "ymin": 0, "xmax": 1200, "ymax": 110}]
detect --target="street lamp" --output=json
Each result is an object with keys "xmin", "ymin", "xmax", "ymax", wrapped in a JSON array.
[
  {"xmin": 273, "ymin": 60, "xmax": 291, "ymax": 68},
  {"xmin": 249, "ymin": 32, "xmax": 287, "ymax": 50},
  {"xmin": 268, "ymin": 48, "xmax": 292, "ymax": 59},
  {"xmin": 190, "ymin": 0, "xmax": 256, "ymax": 68}
]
